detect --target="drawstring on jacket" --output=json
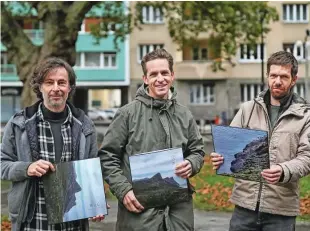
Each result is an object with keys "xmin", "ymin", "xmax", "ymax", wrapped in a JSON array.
[{"xmin": 149, "ymin": 98, "xmax": 153, "ymax": 121}]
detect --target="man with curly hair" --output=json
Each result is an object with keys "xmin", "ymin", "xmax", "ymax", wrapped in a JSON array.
[{"xmin": 1, "ymin": 57, "xmax": 104, "ymax": 230}]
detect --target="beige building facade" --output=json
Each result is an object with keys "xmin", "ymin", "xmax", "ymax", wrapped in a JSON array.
[{"xmin": 129, "ymin": 1, "xmax": 310, "ymax": 125}]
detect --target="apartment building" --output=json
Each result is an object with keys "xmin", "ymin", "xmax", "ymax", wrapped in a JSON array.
[
  {"xmin": 129, "ymin": 1, "xmax": 310, "ymax": 126},
  {"xmin": 1, "ymin": 2, "xmax": 129, "ymax": 122}
]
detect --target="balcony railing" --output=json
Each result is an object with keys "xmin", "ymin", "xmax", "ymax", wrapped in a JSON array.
[
  {"xmin": 1, "ymin": 64, "xmax": 17, "ymax": 75},
  {"xmin": 24, "ymin": 29, "xmax": 44, "ymax": 45}
]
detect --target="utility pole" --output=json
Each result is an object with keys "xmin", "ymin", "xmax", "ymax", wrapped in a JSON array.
[
  {"xmin": 305, "ymin": 29, "xmax": 310, "ymax": 102},
  {"xmin": 260, "ymin": 9, "xmax": 267, "ymax": 91}
]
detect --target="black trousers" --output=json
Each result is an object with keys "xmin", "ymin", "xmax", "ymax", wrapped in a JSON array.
[{"xmin": 229, "ymin": 205, "xmax": 296, "ymax": 231}]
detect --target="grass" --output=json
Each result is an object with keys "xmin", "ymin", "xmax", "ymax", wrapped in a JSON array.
[
  {"xmin": 191, "ymin": 156, "xmax": 310, "ymax": 221},
  {"xmin": 1, "ymin": 180, "xmax": 11, "ymax": 191}
]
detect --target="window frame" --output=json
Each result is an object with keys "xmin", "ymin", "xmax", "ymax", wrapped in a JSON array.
[
  {"xmin": 74, "ymin": 52, "xmax": 117, "ymax": 69},
  {"xmin": 189, "ymin": 84, "xmax": 215, "ymax": 105},
  {"xmin": 282, "ymin": 4, "xmax": 309, "ymax": 23}
]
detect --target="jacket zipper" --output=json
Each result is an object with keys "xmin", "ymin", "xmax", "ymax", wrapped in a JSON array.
[
  {"xmin": 254, "ymin": 99, "xmax": 291, "ymax": 206},
  {"xmin": 254, "ymin": 99, "xmax": 272, "ymax": 206}
]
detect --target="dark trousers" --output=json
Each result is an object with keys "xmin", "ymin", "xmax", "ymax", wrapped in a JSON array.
[{"xmin": 229, "ymin": 205, "xmax": 296, "ymax": 231}]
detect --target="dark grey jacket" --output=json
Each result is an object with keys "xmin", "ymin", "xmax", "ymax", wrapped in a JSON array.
[{"xmin": 1, "ymin": 101, "xmax": 98, "ymax": 231}]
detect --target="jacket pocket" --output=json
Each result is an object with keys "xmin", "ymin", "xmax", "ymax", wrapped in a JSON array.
[{"xmin": 8, "ymin": 181, "xmax": 24, "ymax": 215}]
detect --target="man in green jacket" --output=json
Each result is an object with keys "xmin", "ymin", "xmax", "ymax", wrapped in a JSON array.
[
  {"xmin": 99, "ymin": 48, "xmax": 205, "ymax": 231},
  {"xmin": 211, "ymin": 51, "xmax": 310, "ymax": 230}
]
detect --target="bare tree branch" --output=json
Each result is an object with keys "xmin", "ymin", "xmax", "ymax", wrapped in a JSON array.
[
  {"xmin": 1, "ymin": 2, "xmax": 37, "ymax": 63},
  {"xmin": 65, "ymin": 1, "xmax": 98, "ymax": 32}
]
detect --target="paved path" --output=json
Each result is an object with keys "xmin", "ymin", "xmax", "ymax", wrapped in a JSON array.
[{"xmin": 2, "ymin": 191, "xmax": 309, "ymax": 231}]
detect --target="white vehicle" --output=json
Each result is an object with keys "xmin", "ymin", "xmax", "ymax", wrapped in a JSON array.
[
  {"xmin": 87, "ymin": 109, "xmax": 109, "ymax": 121},
  {"xmin": 100, "ymin": 108, "xmax": 118, "ymax": 120}
]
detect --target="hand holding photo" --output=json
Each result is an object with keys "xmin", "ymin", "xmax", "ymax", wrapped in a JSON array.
[
  {"xmin": 211, "ymin": 125, "xmax": 269, "ymax": 182},
  {"xmin": 129, "ymin": 148, "xmax": 189, "ymax": 209},
  {"xmin": 42, "ymin": 157, "xmax": 107, "ymax": 224}
]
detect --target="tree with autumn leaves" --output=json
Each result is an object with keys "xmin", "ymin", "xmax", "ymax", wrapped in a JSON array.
[{"xmin": 1, "ymin": 1, "xmax": 278, "ymax": 107}]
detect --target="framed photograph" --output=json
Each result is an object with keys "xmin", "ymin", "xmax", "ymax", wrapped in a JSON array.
[
  {"xmin": 42, "ymin": 157, "xmax": 107, "ymax": 224},
  {"xmin": 211, "ymin": 125, "xmax": 269, "ymax": 182},
  {"xmin": 129, "ymin": 148, "xmax": 189, "ymax": 209}
]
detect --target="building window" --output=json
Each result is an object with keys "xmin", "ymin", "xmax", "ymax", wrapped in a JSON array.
[
  {"xmin": 85, "ymin": 52, "xmax": 101, "ymax": 67},
  {"xmin": 240, "ymin": 44, "xmax": 265, "ymax": 62},
  {"xmin": 142, "ymin": 6, "xmax": 163, "ymax": 24},
  {"xmin": 283, "ymin": 4, "xmax": 308, "ymax": 23},
  {"xmin": 283, "ymin": 42, "xmax": 308, "ymax": 60},
  {"xmin": 138, "ymin": 44, "xmax": 164, "ymax": 61},
  {"xmin": 190, "ymin": 84, "xmax": 215, "ymax": 104},
  {"xmin": 75, "ymin": 52, "xmax": 117, "ymax": 68},
  {"xmin": 294, "ymin": 83, "xmax": 305, "ymax": 98},
  {"xmin": 240, "ymin": 84, "xmax": 261, "ymax": 102},
  {"xmin": 192, "ymin": 47, "xmax": 208, "ymax": 60},
  {"xmin": 103, "ymin": 52, "xmax": 116, "ymax": 67}
]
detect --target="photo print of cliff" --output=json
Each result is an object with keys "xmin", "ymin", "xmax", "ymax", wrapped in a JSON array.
[
  {"xmin": 42, "ymin": 157, "xmax": 107, "ymax": 224},
  {"xmin": 211, "ymin": 125, "xmax": 269, "ymax": 182},
  {"xmin": 129, "ymin": 148, "xmax": 189, "ymax": 209}
]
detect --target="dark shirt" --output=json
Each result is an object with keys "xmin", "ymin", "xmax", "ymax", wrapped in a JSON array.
[
  {"xmin": 42, "ymin": 104, "xmax": 68, "ymax": 163},
  {"xmin": 269, "ymin": 105, "xmax": 280, "ymax": 129}
]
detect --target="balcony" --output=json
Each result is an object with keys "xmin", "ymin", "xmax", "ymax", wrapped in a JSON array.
[
  {"xmin": 1, "ymin": 64, "xmax": 17, "ymax": 75},
  {"xmin": 1, "ymin": 64, "xmax": 19, "ymax": 82},
  {"xmin": 24, "ymin": 29, "xmax": 44, "ymax": 45},
  {"xmin": 175, "ymin": 60, "xmax": 233, "ymax": 80}
]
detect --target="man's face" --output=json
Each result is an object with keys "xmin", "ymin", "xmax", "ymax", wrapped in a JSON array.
[
  {"xmin": 267, "ymin": 65, "xmax": 297, "ymax": 101},
  {"xmin": 143, "ymin": 59, "xmax": 174, "ymax": 99},
  {"xmin": 40, "ymin": 67, "xmax": 71, "ymax": 112}
]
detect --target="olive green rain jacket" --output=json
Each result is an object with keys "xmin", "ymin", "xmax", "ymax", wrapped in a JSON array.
[{"xmin": 100, "ymin": 84, "xmax": 205, "ymax": 231}]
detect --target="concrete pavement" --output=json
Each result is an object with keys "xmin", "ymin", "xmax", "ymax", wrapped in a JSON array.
[{"xmin": 2, "ymin": 190, "xmax": 310, "ymax": 231}]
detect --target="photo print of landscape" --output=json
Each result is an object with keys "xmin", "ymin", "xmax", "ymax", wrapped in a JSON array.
[
  {"xmin": 42, "ymin": 158, "xmax": 107, "ymax": 224},
  {"xmin": 211, "ymin": 125, "xmax": 270, "ymax": 182},
  {"xmin": 129, "ymin": 148, "xmax": 189, "ymax": 208}
]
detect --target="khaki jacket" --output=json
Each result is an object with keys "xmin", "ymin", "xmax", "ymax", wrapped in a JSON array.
[{"xmin": 230, "ymin": 90, "xmax": 310, "ymax": 216}]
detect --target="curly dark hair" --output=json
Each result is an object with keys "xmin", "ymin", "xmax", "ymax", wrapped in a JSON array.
[
  {"xmin": 30, "ymin": 57, "xmax": 76, "ymax": 100},
  {"xmin": 267, "ymin": 51, "xmax": 298, "ymax": 78}
]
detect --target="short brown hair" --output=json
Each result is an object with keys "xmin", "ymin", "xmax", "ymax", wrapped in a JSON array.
[
  {"xmin": 267, "ymin": 51, "xmax": 298, "ymax": 78},
  {"xmin": 31, "ymin": 57, "xmax": 76, "ymax": 100},
  {"xmin": 141, "ymin": 48, "xmax": 174, "ymax": 75}
]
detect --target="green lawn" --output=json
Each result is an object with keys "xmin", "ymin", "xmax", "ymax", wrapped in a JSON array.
[{"xmin": 1, "ymin": 180, "xmax": 11, "ymax": 191}]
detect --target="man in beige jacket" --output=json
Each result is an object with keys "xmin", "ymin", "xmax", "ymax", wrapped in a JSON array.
[{"xmin": 211, "ymin": 51, "xmax": 310, "ymax": 231}]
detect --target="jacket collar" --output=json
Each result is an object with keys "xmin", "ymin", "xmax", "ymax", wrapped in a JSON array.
[
  {"xmin": 11, "ymin": 100, "xmax": 94, "ymax": 160},
  {"xmin": 135, "ymin": 83, "xmax": 177, "ymax": 109},
  {"xmin": 256, "ymin": 89, "xmax": 308, "ymax": 118}
]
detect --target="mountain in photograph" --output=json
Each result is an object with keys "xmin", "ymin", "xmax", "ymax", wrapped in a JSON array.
[
  {"xmin": 133, "ymin": 173, "xmax": 181, "ymax": 189},
  {"xmin": 132, "ymin": 172, "xmax": 189, "ymax": 208},
  {"xmin": 230, "ymin": 135, "xmax": 269, "ymax": 181}
]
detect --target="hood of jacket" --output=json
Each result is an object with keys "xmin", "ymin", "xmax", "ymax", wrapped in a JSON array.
[
  {"xmin": 135, "ymin": 83, "xmax": 178, "ymax": 121},
  {"xmin": 255, "ymin": 89, "xmax": 309, "ymax": 117}
]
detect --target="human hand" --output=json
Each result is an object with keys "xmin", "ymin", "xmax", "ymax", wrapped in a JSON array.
[
  {"xmin": 261, "ymin": 165, "xmax": 283, "ymax": 184},
  {"xmin": 210, "ymin": 152, "xmax": 224, "ymax": 170},
  {"xmin": 89, "ymin": 203, "xmax": 110, "ymax": 222},
  {"xmin": 89, "ymin": 214, "xmax": 105, "ymax": 222},
  {"xmin": 27, "ymin": 160, "xmax": 55, "ymax": 177},
  {"xmin": 123, "ymin": 190, "xmax": 144, "ymax": 213},
  {"xmin": 175, "ymin": 160, "xmax": 192, "ymax": 178}
]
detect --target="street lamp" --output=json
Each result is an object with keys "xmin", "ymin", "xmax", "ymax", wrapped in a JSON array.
[
  {"xmin": 259, "ymin": 9, "xmax": 268, "ymax": 91},
  {"xmin": 305, "ymin": 29, "xmax": 310, "ymax": 102}
]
